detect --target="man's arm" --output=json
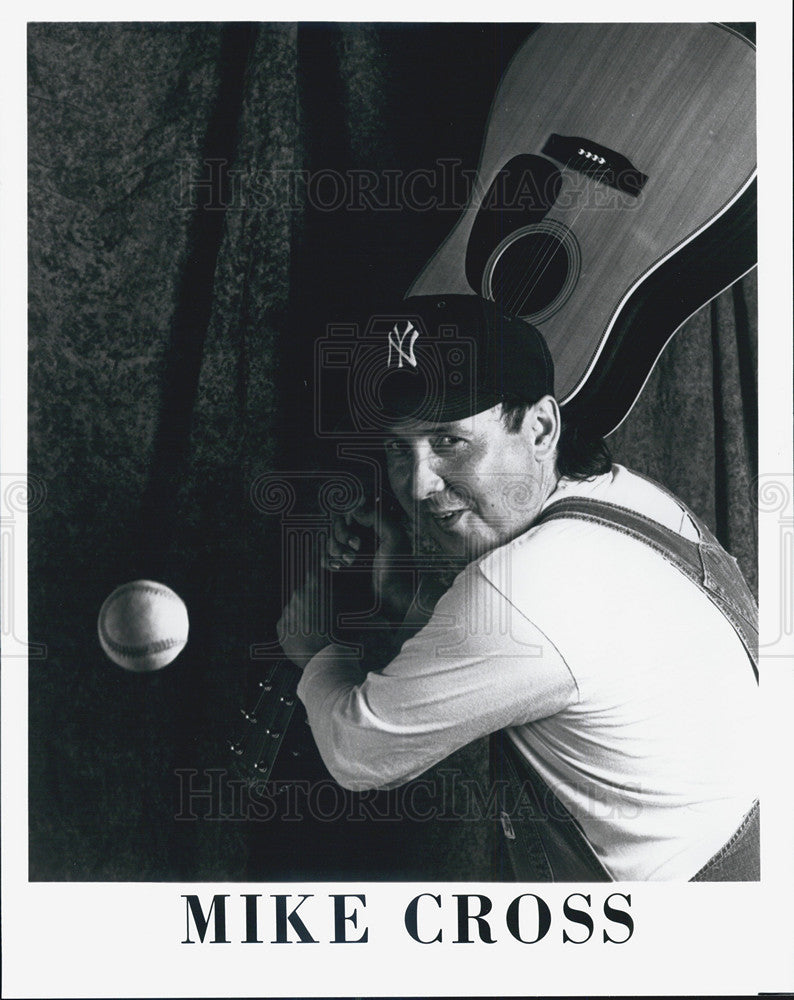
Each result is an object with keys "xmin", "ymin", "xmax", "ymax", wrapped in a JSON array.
[{"xmin": 295, "ymin": 567, "xmax": 578, "ymax": 790}]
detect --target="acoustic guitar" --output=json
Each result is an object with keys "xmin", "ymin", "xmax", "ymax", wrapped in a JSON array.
[{"xmin": 407, "ymin": 22, "xmax": 756, "ymax": 436}]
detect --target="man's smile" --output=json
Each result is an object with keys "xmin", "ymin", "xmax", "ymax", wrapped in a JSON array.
[{"xmin": 428, "ymin": 507, "xmax": 469, "ymax": 531}]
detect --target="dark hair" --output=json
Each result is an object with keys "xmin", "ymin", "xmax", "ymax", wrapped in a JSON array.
[{"xmin": 499, "ymin": 397, "xmax": 612, "ymax": 481}]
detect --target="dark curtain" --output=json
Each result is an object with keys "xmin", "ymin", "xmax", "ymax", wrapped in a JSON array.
[{"xmin": 27, "ymin": 22, "xmax": 756, "ymax": 881}]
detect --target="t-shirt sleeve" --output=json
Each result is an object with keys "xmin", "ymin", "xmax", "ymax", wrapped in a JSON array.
[{"xmin": 296, "ymin": 566, "xmax": 577, "ymax": 790}]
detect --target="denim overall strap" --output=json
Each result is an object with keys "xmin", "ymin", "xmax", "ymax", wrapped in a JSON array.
[{"xmin": 533, "ymin": 496, "xmax": 759, "ymax": 679}]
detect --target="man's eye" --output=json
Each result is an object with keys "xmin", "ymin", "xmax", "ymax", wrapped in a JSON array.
[
  {"xmin": 433, "ymin": 435, "xmax": 464, "ymax": 450},
  {"xmin": 384, "ymin": 439, "xmax": 408, "ymax": 454}
]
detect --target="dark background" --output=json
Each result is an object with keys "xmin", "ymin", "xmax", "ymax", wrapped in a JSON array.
[{"xmin": 28, "ymin": 22, "xmax": 757, "ymax": 881}]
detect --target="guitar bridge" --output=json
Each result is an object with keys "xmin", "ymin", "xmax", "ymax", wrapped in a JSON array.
[{"xmin": 542, "ymin": 133, "xmax": 648, "ymax": 197}]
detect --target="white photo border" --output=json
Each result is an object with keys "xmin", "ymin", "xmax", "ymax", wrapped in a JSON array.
[{"xmin": 3, "ymin": 4, "xmax": 792, "ymax": 997}]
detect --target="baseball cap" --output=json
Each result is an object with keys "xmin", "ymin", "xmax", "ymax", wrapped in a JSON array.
[{"xmin": 364, "ymin": 294, "xmax": 555, "ymax": 426}]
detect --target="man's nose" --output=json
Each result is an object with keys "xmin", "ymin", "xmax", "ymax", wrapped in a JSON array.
[{"xmin": 411, "ymin": 448, "xmax": 445, "ymax": 501}]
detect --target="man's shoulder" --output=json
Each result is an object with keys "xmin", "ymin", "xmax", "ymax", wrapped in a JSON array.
[
  {"xmin": 544, "ymin": 464, "xmax": 696, "ymax": 536},
  {"xmin": 475, "ymin": 464, "xmax": 698, "ymax": 584}
]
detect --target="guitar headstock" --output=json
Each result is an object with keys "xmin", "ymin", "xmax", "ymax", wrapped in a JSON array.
[{"xmin": 228, "ymin": 659, "xmax": 307, "ymax": 783}]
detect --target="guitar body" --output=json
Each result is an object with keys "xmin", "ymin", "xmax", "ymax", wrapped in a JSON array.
[{"xmin": 407, "ymin": 23, "xmax": 756, "ymax": 435}]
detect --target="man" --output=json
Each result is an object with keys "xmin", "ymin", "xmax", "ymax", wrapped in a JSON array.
[{"xmin": 277, "ymin": 294, "xmax": 759, "ymax": 882}]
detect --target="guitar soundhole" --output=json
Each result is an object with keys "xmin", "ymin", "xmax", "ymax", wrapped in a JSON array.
[{"xmin": 482, "ymin": 222, "xmax": 581, "ymax": 324}]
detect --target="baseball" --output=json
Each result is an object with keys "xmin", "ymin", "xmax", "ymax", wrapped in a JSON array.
[{"xmin": 97, "ymin": 580, "xmax": 189, "ymax": 672}]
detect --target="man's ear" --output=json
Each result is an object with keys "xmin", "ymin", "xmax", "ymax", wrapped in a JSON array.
[{"xmin": 524, "ymin": 395, "xmax": 561, "ymax": 458}]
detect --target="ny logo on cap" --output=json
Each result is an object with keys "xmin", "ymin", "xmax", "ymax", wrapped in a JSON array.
[{"xmin": 387, "ymin": 321, "xmax": 419, "ymax": 369}]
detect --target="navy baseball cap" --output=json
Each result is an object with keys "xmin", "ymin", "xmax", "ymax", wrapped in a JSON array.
[{"xmin": 365, "ymin": 294, "xmax": 555, "ymax": 426}]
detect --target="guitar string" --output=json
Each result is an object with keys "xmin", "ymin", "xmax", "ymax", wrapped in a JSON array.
[
  {"xmin": 494, "ymin": 165, "xmax": 595, "ymax": 316},
  {"xmin": 491, "ymin": 160, "xmax": 599, "ymax": 317},
  {"xmin": 484, "ymin": 165, "xmax": 572, "ymax": 312},
  {"xmin": 488, "ymin": 172, "xmax": 576, "ymax": 312},
  {"xmin": 497, "ymin": 153, "xmax": 615, "ymax": 315}
]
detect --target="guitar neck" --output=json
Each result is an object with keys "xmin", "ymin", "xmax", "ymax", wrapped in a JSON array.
[{"xmin": 229, "ymin": 659, "xmax": 302, "ymax": 783}]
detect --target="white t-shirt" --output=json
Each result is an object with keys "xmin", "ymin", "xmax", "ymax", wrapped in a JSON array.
[{"xmin": 297, "ymin": 465, "xmax": 758, "ymax": 880}]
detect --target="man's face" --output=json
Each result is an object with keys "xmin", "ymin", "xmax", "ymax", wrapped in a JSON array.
[{"xmin": 383, "ymin": 402, "xmax": 557, "ymax": 560}]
